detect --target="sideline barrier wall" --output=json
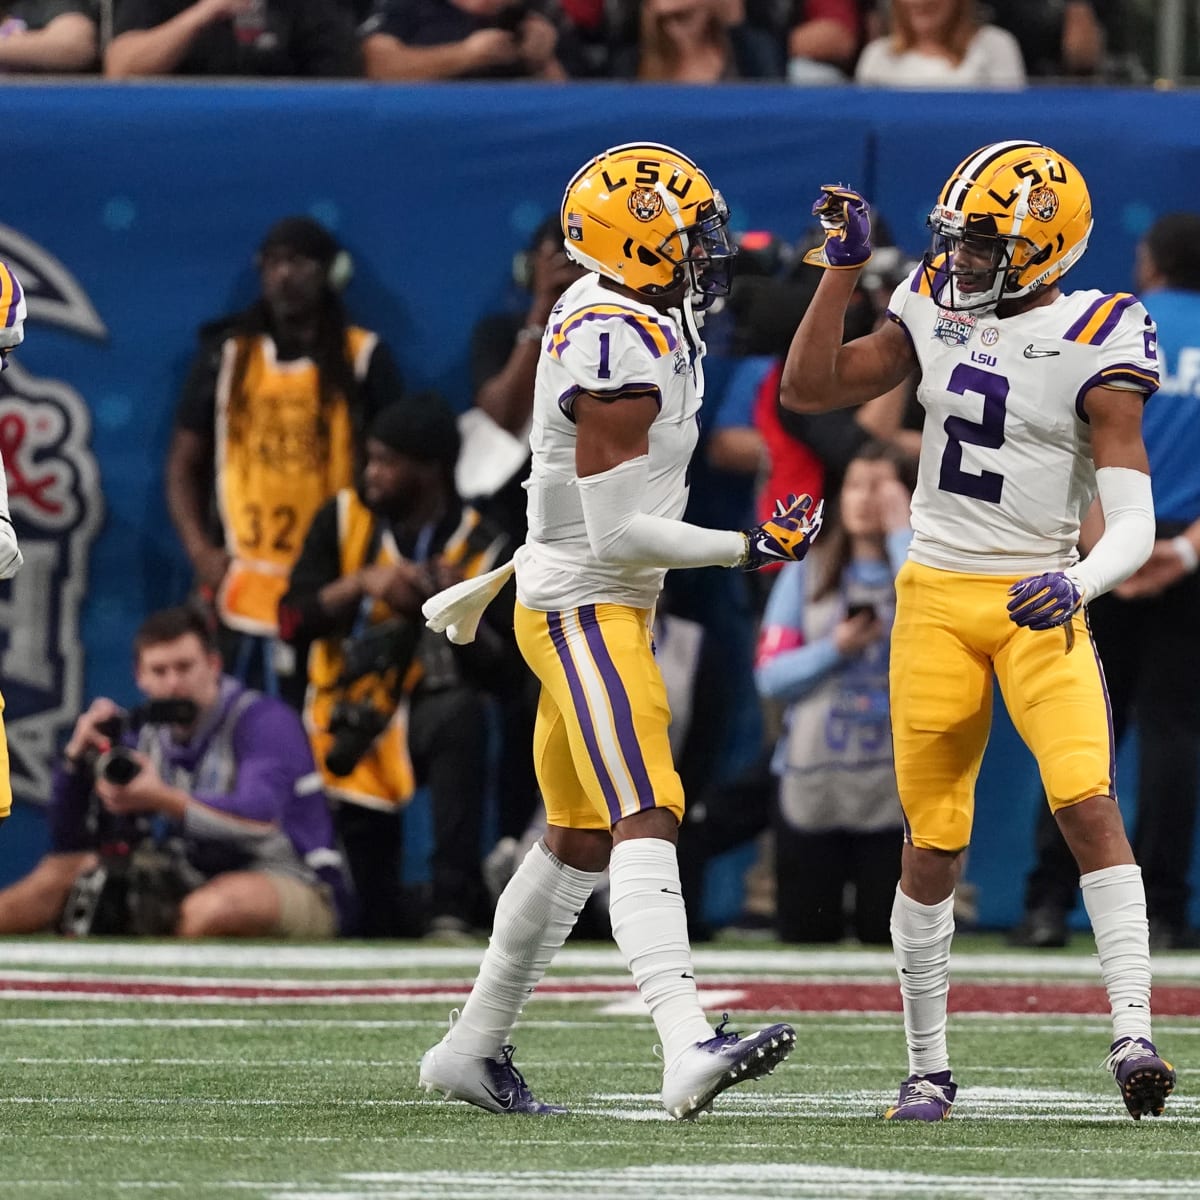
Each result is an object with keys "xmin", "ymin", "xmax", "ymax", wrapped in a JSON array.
[{"xmin": 3, "ymin": 83, "xmax": 1198, "ymax": 926}]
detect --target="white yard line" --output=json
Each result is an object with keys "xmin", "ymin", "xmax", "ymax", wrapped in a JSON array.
[{"xmin": 2, "ymin": 941, "xmax": 1199, "ymax": 979}]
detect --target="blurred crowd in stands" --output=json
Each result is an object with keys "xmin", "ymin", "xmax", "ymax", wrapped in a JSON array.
[{"xmin": 0, "ymin": 1, "xmax": 1183, "ymax": 86}]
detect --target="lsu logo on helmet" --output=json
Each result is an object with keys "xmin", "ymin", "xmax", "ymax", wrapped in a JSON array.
[
  {"xmin": 923, "ymin": 140, "xmax": 1092, "ymax": 313},
  {"xmin": 560, "ymin": 142, "xmax": 735, "ymax": 309}
]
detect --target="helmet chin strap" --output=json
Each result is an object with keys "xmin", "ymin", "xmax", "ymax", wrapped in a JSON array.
[{"xmin": 653, "ymin": 181, "xmax": 708, "ymax": 398}]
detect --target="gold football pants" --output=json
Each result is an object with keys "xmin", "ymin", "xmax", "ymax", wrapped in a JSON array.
[
  {"xmin": 890, "ymin": 560, "xmax": 1114, "ymax": 851},
  {"xmin": 515, "ymin": 601, "xmax": 685, "ymax": 831}
]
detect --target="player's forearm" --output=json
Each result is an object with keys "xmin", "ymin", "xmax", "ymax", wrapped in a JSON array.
[
  {"xmin": 0, "ymin": 16, "xmax": 97, "ymax": 70},
  {"xmin": 578, "ymin": 456, "xmax": 745, "ymax": 569},
  {"xmin": 779, "ymin": 268, "xmax": 863, "ymax": 413},
  {"xmin": 1067, "ymin": 467, "xmax": 1155, "ymax": 600},
  {"xmin": 104, "ymin": 7, "xmax": 210, "ymax": 77}
]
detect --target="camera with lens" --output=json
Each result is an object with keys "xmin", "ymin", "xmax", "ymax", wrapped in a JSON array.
[
  {"xmin": 323, "ymin": 618, "xmax": 423, "ymax": 777},
  {"xmin": 90, "ymin": 698, "xmax": 199, "ymax": 785}
]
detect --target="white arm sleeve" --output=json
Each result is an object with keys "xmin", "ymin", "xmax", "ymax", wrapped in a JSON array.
[
  {"xmin": 0, "ymin": 459, "xmax": 22, "ymax": 579},
  {"xmin": 1065, "ymin": 466, "xmax": 1154, "ymax": 601},
  {"xmin": 577, "ymin": 455, "xmax": 746, "ymax": 569}
]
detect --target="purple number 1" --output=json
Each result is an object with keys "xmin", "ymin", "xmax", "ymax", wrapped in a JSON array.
[
  {"xmin": 597, "ymin": 331, "xmax": 612, "ymax": 380},
  {"xmin": 938, "ymin": 363, "xmax": 1008, "ymax": 503}
]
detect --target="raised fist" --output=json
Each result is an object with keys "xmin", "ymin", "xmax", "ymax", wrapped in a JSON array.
[{"xmin": 802, "ymin": 185, "xmax": 872, "ymax": 270}]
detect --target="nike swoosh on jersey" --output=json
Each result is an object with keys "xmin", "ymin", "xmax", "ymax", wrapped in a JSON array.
[{"xmin": 1023, "ymin": 345, "xmax": 1061, "ymax": 358}]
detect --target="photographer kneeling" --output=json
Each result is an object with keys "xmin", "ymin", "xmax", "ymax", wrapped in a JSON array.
[
  {"xmin": 0, "ymin": 607, "xmax": 348, "ymax": 937},
  {"xmin": 281, "ymin": 397, "xmax": 515, "ymax": 938}
]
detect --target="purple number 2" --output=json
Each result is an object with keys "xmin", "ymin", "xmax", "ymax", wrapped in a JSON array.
[{"xmin": 938, "ymin": 363, "xmax": 1008, "ymax": 503}]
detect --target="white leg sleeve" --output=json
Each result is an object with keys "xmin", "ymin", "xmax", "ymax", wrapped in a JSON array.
[
  {"xmin": 608, "ymin": 838, "xmax": 713, "ymax": 1067},
  {"xmin": 1081, "ymin": 863, "xmax": 1153, "ymax": 1044},
  {"xmin": 891, "ymin": 886, "xmax": 955, "ymax": 1077},
  {"xmin": 450, "ymin": 841, "xmax": 600, "ymax": 1058}
]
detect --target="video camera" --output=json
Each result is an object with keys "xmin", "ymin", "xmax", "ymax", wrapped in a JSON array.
[{"xmin": 91, "ymin": 698, "xmax": 199, "ymax": 785}]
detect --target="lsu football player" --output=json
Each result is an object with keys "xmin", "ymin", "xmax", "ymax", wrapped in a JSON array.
[
  {"xmin": 0, "ymin": 259, "xmax": 27, "ymax": 826},
  {"xmin": 781, "ymin": 141, "xmax": 1173, "ymax": 1122},
  {"xmin": 420, "ymin": 143, "xmax": 821, "ymax": 1119}
]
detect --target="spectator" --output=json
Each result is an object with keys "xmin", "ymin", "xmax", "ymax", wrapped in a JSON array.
[
  {"xmin": 855, "ymin": 0, "xmax": 1025, "ymax": 89},
  {"xmin": 757, "ymin": 441, "xmax": 912, "ymax": 943},
  {"xmin": 610, "ymin": 0, "xmax": 779, "ymax": 80},
  {"xmin": 1011, "ymin": 213, "xmax": 1200, "ymax": 952},
  {"xmin": 459, "ymin": 215, "xmax": 584, "ymax": 844},
  {"xmin": 165, "ymin": 215, "xmax": 403, "ymax": 706},
  {"xmin": 461, "ymin": 215, "xmax": 585, "ymax": 547},
  {"xmin": 105, "ymin": 0, "xmax": 361, "ymax": 78},
  {"xmin": 0, "ymin": 606, "xmax": 347, "ymax": 937},
  {"xmin": 984, "ymin": 0, "xmax": 1107, "ymax": 78},
  {"xmin": 280, "ymin": 398, "xmax": 516, "ymax": 939},
  {"xmin": 360, "ymin": 0, "xmax": 568, "ymax": 81},
  {"xmin": 0, "ymin": 1, "xmax": 98, "ymax": 72},
  {"xmin": 787, "ymin": 0, "xmax": 863, "ymax": 84}
]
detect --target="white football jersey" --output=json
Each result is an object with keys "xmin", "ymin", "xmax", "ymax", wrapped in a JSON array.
[
  {"xmin": 515, "ymin": 273, "xmax": 702, "ymax": 611},
  {"xmin": 888, "ymin": 267, "xmax": 1159, "ymax": 574}
]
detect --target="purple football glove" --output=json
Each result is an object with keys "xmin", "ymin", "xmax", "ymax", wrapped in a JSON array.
[
  {"xmin": 741, "ymin": 493, "xmax": 825, "ymax": 570},
  {"xmin": 802, "ymin": 185, "xmax": 872, "ymax": 269},
  {"xmin": 1006, "ymin": 572, "xmax": 1083, "ymax": 630}
]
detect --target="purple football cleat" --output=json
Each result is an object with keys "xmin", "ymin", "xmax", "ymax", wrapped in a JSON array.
[
  {"xmin": 1105, "ymin": 1036, "xmax": 1176, "ymax": 1120},
  {"xmin": 419, "ymin": 1040, "xmax": 566, "ymax": 1115},
  {"xmin": 661, "ymin": 1017, "xmax": 796, "ymax": 1120},
  {"xmin": 884, "ymin": 1070, "xmax": 958, "ymax": 1121}
]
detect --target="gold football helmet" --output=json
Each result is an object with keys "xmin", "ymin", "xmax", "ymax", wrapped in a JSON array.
[
  {"xmin": 924, "ymin": 140, "xmax": 1093, "ymax": 313},
  {"xmin": 560, "ymin": 142, "xmax": 735, "ymax": 309}
]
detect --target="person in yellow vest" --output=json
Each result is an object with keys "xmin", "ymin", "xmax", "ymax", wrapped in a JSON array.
[
  {"xmin": 166, "ymin": 215, "xmax": 404, "ymax": 706},
  {"xmin": 280, "ymin": 397, "xmax": 516, "ymax": 938}
]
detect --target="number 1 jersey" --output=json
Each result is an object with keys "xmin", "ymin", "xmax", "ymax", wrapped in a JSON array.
[{"xmin": 887, "ymin": 267, "xmax": 1159, "ymax": 575}]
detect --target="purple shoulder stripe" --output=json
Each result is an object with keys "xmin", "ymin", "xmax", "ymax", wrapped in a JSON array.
[
  {"xmin": 1074, "ymin": 363, "xmax": 1159, "ymax": 422},
  {"xmin": 558, "ymin": 382, "xmax": 662, "ymax": 423},
  {"xmin": 1064, "ymin": 294, "xmax": 1113, "ymax": 342},
  {"xmin": 1091, "ymin": 296, "xmax": 1140, "ymax": 346}
]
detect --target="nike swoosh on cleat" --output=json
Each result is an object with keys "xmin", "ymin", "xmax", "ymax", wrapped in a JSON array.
[
  {"xmin": 1023, "ymin": 345, "xmax": 1061, "ymax": 358},
  {"xmin": 482, "ymin": 1085, "xmax": 515, "ymax": 1111},
  {"xmin": 660, "ymin": 887, "xmax": 681, "ymax": 895},
  {"xmin": 680, "ymin": 972, "xmax": 694, "ymax": 980}
]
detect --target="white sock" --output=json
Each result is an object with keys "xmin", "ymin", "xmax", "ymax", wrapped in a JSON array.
[
  {"xmin": 890, "ymin": 886, "xmax": 955, "ymax": 1077},
  {"xmin": 608, "ymin": 837, "xmax": 713, "ymax": 1067},
  {"xmin": 1081, "ymin": 863, "xmax": 1153, "ymax": 1044},
  {"xmin": 449, "ymin": 840, "xmax": 600, "ymax": 1058}
]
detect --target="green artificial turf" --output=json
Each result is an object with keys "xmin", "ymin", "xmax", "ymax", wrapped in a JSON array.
[{"xmin": 0, "ymin": 938, "xmax": 1195, "ymax": 1200}]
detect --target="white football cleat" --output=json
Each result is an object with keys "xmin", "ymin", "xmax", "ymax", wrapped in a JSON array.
[
  {"xmin": 419, "ymin": 1038, "xmax": 566, "ymax": 1115},
  {"xmin": 660, "ymin": 1017, "xmax": 796, "ymax": 1120}
]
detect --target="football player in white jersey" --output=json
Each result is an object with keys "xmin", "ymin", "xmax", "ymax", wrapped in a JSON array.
[
  {"xmin": 0, "ymin": 259, "xmax": 27, "ymax": 827},
  {"xmin": 779, "ymin": 141, "xmax": 1174, "ymax": 1122},
  {"xmin": 419, "ymin": 142, "xmax": 823, "ymax": 1119}
]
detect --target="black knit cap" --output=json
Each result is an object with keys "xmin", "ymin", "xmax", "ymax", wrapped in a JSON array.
[
  {"xmin": 368, "ymin": 394, "xmax": 461, "ymax": 468},
  {"xmin": 258, "ymin": 215, "xmax": 340, "ymax": 267}
]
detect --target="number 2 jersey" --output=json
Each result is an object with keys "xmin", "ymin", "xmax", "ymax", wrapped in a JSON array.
[
  {"xmin": 887, "ymin": 267, "xmax": 1159, "ymax": 575},
  {"xmin": 515, "ymin": 273, "xmax": 702, "ymax": 611}
]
